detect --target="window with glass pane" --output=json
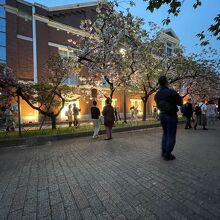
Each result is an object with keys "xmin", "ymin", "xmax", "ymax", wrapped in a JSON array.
[
  {"xmin": 0, "ymin": 18, "xmax": 5, "ymax": 32},
  {"xmin": 0, "ymin": 32, "xmax": 5, "ymax": 46},
  {"xmin": 0, "ymin": 0, "xmax": 5, "ymax": 5},
  {"xmin": 0, "ymin": 6, "xmax": 5, "ymax": 18},
  {"xmin": 0, "ymin": 46, "xmax": 6, "ymax": 60}
]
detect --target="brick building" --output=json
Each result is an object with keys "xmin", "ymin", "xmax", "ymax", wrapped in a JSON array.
[{"xmin": 1, "ymin": 0, "xmax": 180, "ymax": 123}]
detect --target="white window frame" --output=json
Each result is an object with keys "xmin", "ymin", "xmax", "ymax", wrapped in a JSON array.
[{"xmin": 130, "ymin": 99, "xmax": 142, "ymax": 114}]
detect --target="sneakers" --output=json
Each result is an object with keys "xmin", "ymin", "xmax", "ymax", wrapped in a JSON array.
[
  {"xmin": 104, "ymin": 137, "xmax": 112, "ymax": 140},
  {"xmin": 163, "ymin": 154, "xmax": 176, "ymax": 161}
]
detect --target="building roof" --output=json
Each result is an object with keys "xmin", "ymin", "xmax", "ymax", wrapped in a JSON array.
[
  {"xmin": 48, "ymin": 1, "xmax": 103, "ymax": 12},
  {"xmin": 163, "ymin": 28, "xmax": 180, "ymax": 41},
  {"xmin": 15, "ymin": 0, "xmax": 104, "ymax": 12}
]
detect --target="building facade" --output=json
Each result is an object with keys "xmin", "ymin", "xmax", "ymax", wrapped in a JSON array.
[{"xmin": 1, "ymin": 0, "xmax": 180, "ymax": 123}]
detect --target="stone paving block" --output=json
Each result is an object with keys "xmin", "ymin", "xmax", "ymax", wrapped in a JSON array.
[
  {"xmin": 51, "ymin": 202, "xmax": 66, "ymax": 220},
  {"xmin": 37, "ymin": 200, "xmax": 51, "ymax": 219},
  {"xmin": 49, "ymin": 190, "xmax": 62, "ymax": 206},
  {"xmin": 80, "ymin": 207, "xmax": 97, "ymax": 220},
  {"xmin": 22, "ymin": 212, "xmax": 37, "ymax": 220},
  {"xmin": 8, "ymin": 209, "xmax": 23, "ymax": 220},
  {"xmin": 10, "ymin": 186, "xmax": 27, "ymax": 212},
  {"xmin": 65, "ymin": 206, "xmax": 82, "ymax": 220},
  {"xmin": 38, "ymin": 189, "xmax": 49, "ymax": 202},
  {"xmin": 96, "ymin": 212, "xmax": 112, "ymax": 220},
  {"xmin": 88, "ymin": 196, "xmax": 106, "ymax": 215},
  {"xmin": 23, "ymin": 197, "xmax": 37, "ymax": 215}
]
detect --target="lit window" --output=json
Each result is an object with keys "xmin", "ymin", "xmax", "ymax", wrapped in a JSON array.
[{"xmin": 130, "ymin": 99, "xmax": 142, "ymax": 114}]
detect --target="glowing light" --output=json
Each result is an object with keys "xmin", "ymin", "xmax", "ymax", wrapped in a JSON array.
[
  {"xmin": 23, "ymin": 115, "xmax": 37, "ymax": 123},
  {"xmin": 119, "ymin": 48, "xmax": 126, "ymax": 57}
]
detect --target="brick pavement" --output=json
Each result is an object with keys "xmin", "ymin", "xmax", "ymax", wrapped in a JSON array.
[{"xmin": 0, "ymin": 122, "xmax": 220, "ymax": 220}]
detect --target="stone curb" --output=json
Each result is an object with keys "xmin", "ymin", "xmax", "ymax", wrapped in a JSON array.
[{"xmin": 0, "ymin": 121, "xmax": 184, "ymax": 148}]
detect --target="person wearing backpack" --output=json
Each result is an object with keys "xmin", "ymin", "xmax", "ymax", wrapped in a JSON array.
[
  {"xmin": 183, "ymin": 99, "xmax": 193, "ymax": 129},
  {"xmin": 155, "ymin": 76, "xmax": 183, "ymax": 161},
  {"xmin": 193, "ymin": 103, "xmax": 201, "ymax": 130}
]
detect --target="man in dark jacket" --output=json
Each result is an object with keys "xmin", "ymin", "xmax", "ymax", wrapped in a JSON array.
[
  {"xmin": 183, "ymin": 98, "xmax": 193, "ymax": 129},
  {"xmin": 155, "ymin": 76, "xmax": 183, "ymax": 160}
]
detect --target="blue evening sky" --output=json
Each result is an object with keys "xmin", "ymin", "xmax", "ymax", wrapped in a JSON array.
[{"xmin": 26, "ymin": 0, "xmax": 220, "ymax": 55}]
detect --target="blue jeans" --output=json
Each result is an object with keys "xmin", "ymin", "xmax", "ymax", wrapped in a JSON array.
[{"xmin": 160, "ymin": 113, "xmax": 178, "ymax": 155}]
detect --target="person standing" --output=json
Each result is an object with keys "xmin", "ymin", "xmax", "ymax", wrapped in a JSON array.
[
  {"xmin": 91, "ymin": 101, "xmax": 101, "ymax": 138},
  {"xmin": 134, "ymin": 107, "xmax": 139, "ymax": 121},
  {"xmin": 194, "ymin": 103, "xmax": 202, "ymax": 130},
  {"xmin": 183, "ymin": 99, "xmax": 193, "ymax": 129},
  {"xmin": 102, "ymin": 98, "xmax": 115, "ymax": 140},
  {"xmin": 66, "ymin": 104, "xmax": 73, "ymax": 127},
  {"xmin": 155, "ymin": 76, "xmax": 183, "ymax": 161},
  {"xmin": 73, "ymin": 103, "xmax": 80, "ymax": 127},
  {"xmin": 199, "ymin": 100, "xmax": 208, "ymax": 130},
  {"xmin": 206, "ymin": 101, "xmax": 216, "ymax": 126},
  {"xmin": 4, "ymin": 105, "xmax": 14, "ymax": 132}
]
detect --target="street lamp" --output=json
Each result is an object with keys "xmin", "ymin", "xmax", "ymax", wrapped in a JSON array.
[{"xmin": 120, "ymin": 48, "xmax": 127, "ymax": 123}]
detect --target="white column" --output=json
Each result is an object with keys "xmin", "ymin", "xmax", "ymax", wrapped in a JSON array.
[{"xmin": 32, "ymin": 5, "xmax": 37, "ymax": 83}]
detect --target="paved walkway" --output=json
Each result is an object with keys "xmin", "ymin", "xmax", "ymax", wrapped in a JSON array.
[{"xmin": 0, "ymin": 122, "xmax": 220, "ymax": 220}]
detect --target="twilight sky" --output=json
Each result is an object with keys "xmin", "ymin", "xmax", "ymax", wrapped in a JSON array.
[{"xmin": 26, "ymin": 0, "xmax": 220, "ymax": 55}]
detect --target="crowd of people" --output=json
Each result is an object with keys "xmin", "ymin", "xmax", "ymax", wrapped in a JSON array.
[{"xmin": 181, "ymin": 98, "xmax": 219, "ymax": 130}]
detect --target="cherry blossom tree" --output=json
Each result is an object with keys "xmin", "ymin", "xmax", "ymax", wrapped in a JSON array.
[{"xmin": 0, "ymin": 55, "xmax": 81, "ymax": 129}]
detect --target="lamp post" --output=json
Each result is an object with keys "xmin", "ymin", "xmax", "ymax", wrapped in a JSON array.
[
  {"xmin": 120, "ymin": 48, "xmax": 127, "ymax": 123},
  {"xmin": 17, "ymin": 94, "xmax": 22, "ymax": 137},
  {"xmin": 123, "ymin": 77, "xmax": 127, "ymax": 123}
]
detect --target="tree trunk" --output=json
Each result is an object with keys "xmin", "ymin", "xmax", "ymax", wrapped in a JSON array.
[
  {"xmin": 123, "ymin": 80, "xmax": 127, "ymax": 123},
  {"xmin": 142, "ymin": 98, "xmax": 147, "ymax": 121},
  {"xmin": 51, "ymin": 115, "xmax": 57, "ymax": 129},
  {"xmin": 142, "ymin": 94, "xmax": 149, "ymax": 121}
]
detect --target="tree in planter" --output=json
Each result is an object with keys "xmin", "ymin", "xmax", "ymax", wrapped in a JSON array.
[{"xmin": 0, "ymin": 55, "xmax": 79, "ymax": 129}]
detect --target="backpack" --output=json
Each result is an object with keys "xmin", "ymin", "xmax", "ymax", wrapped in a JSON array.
[
  {"xmin": 195, "ymin": 105, "xmax": 202, "ymax": 115},
  {"xmin": 157, "ymin": 100, "xmax": 177, "ymax": 114},
  {"xmin": 180, "ymin": 104, "xmax": 187, "ymax": 115}
]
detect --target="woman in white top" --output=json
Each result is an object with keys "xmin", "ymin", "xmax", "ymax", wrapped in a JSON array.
[
  {"xmin": 199, "ymin": 101, "xmax": 208, "ymax": 130},
  {"xmin": 206, "ymin": 101, "xmax": 217, "ymax": 126}
]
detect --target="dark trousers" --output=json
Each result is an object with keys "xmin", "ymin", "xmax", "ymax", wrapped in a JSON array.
[
  {"xmin": 160, "ymin": 113, "xmax": 178, "ymax": 156},
  {"xmin": 185, "ymin": 116, "xmax": 192, "ymax": 129},
  {"xmin": 73, "ymin": 116, "xmax": 79, "ymax": 127},
  {"xmin": 105, "ymin": 125, "xmax": 112, "ymax": 138}
]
